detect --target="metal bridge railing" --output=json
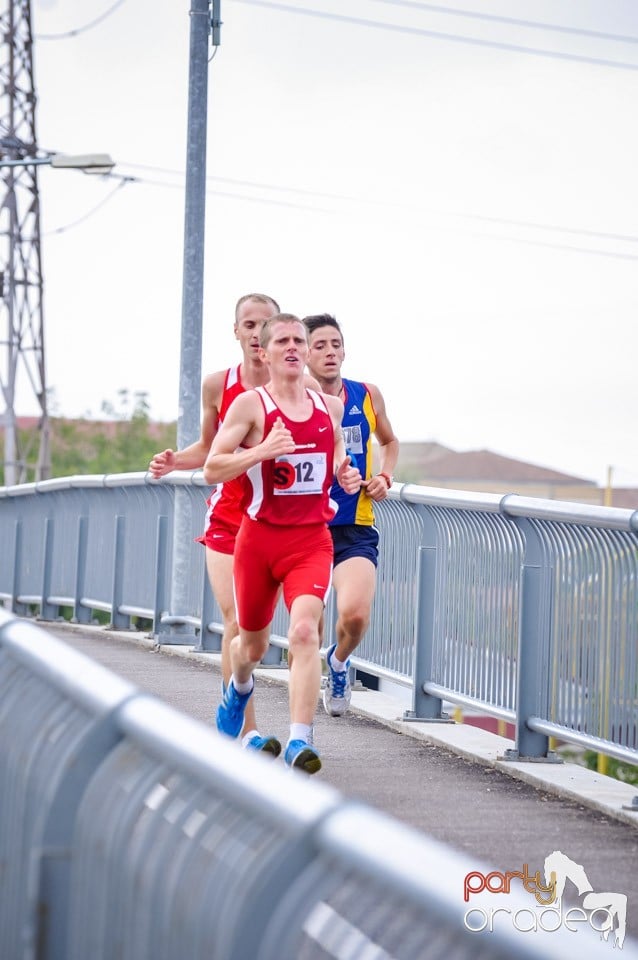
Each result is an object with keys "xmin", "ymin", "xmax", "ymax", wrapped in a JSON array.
[
  {"xmin": 1, "ymin": 608, "xmax": 628, "ymax": 960},
  {"xmin": 0, "ymin": 472, "xmax": 636, "ymax": 764}
]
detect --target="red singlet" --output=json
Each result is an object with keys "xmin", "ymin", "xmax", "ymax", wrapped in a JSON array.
[
  {"xmin": 197, "ymin": 365, "xmax": 248, "ymax": 555},
  {"xmin": 233, "ymin": 386, "xmax": 337, "ymax": 631}
]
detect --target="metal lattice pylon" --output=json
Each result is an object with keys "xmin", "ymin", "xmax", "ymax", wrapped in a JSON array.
[{"xmin": 0, "ymin": 0, "xmax": 49, "ymax": 485}]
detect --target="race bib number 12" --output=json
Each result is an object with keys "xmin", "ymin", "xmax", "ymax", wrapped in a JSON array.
[{"xmin": 273, "ymin": 453, "xmax": 327, "ymax": 495}]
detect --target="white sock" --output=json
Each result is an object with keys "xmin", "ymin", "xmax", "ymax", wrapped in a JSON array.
[
  {"xmin": 329, "ymin": 651, "xmax": 348, "ymax": 673},
  {"xmin": 232, "ymin": 674, "xmax": 254, "ymax": 695},
  {"xmin": 289, "ymin": 723, "xmax": 312, "ymax": 744},
  {"xmin": 241, "ymin": 729, "xmax": 259, "ymax": 747}
]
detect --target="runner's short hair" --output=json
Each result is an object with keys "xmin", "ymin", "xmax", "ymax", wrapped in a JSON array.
[
  {"xmin": 234, "ymin": 293, "xmax": 280, "ymax": 321},
  {"xmin": 260, "ymin": 313, "xmax": 307, "ymax": 348},
  {"xmin": 303, "ymin": 313, "xmax": 342, "ymax": 341}
]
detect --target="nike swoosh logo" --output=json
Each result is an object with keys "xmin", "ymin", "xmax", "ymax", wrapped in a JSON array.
[{"xmin": 318, "ymin": 427, "xmax": 328, "ymax": 432}]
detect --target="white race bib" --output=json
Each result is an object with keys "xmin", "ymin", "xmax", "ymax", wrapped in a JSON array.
[
  {"xmin": 343, "ymin": 423, "xmax": 363, "ymax": 456},
  {"xmin": 273, "ymin": 453, "xmax": 327, "ymax": 495}
]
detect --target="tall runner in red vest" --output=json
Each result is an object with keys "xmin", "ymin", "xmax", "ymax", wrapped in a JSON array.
[
  {"xmin": 149, "ymin": 293, "xmax": 283, "ymax": 754},
  {"xmin": 203, "ymin": 314, "xmax": 362, "ymax": 775}
]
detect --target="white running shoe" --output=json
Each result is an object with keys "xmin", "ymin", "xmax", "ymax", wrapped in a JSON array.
[{"xmin": 323, "ymin": 644, "xmax": 352, "ymax": 717}]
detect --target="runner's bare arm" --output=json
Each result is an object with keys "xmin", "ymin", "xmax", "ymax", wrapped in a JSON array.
[
  {"xmin": 148, "ymin": 370, "xmax": 225, "ymax": 477},
  {"xmin": 203, "ymin": 395, "xmax": 295, "ymax": 484},
  {"xmin": 365, "ymin": 381, "xmax": 400, "ymax": 501}
]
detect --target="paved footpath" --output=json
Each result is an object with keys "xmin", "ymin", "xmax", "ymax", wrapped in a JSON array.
[{"xmin": 47, "ymin": 621, "xmax": 638, "ymax": 941}]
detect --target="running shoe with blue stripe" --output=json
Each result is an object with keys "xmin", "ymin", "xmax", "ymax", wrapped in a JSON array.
[
  {"xmin": 245, "ymin": 733, "xmax": 282, "ymax": 757},
  {"xmin": 284, "ymin": 739, "xmax": 322, "ymax": 775},
  {"xmin": 216, "ymin": 680, "xmax": 253, "ymax": 737},
  {"xmin": 323, "ymin": 643, "xmax": 352, "ymax": 717}
]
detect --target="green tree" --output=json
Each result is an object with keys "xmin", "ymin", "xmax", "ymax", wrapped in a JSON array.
[{"xmin": 1, "ymin": 391, "xmax": 177, "ymax": 483}]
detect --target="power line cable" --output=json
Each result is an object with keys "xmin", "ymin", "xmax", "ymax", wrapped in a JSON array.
[
  {"xmin": 114, "ymin": 170, "xmax": 638, "ymax": 261},
  {"xmin": 368, "ymin": 0, "xmax": 638, "ymax": 45},
  {"xmin": 115, "ymin": 160, "xmax": 638, "ymax": 246},
  {"xmin": 43, "ymin": 176, "xmax": 132, "ymax": 235},
  {"xmin": 463, "ymin": 213, "xmax": 638, "ymax": 246},
  {"xmin": 39, "ymin": 162, "xmax": 638, "ymax": 260},
  {"xmin": 41, "ymin": 157, "xmax": 636, "ymax": 258},
  {"xmin": 121, "ymin": 169, "xmax": 334, "ymax": 212},
  {"xmin": 119, "ymin": 161, "xmax": 356, "ymax": 203},
  {"xmin": 481, "ymin": 233, "xmax": 638, "ymax": 263},
  {"xmin": 231, "ymin": 0, "xmax": 638, "ymax": 71},
  {"xmin": 35, "ymin": 0, "xmax": 127, "ymax": 40}
]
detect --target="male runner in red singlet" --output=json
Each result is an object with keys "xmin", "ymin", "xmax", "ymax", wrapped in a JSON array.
[
  {"xmin": 148, "ymin": 293, "xmax": 282, "ymax": 754},
  {"xmin": 203, "ymin": 314, "xmax": 362, "ymax": 774}
]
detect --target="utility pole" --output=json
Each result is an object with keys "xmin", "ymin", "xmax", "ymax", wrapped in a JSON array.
[
  {"xmin": 0, "ymin": 0, "xmax": 49, "ymax": 485},
  {"xmin": 163, "ymin": 0, "xmax": 220, "ymax": 642}
]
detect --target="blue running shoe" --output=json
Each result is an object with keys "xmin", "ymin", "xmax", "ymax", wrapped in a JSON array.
[
  {"xmin": 216, "ymin": 680, "xmax": 253, "ymax": 738},
  {"xmin": 244, "ymin": 734, "xmax": 282, "ymax": 757},
  {"xmin": 323, "ymin": 643, "xmax": 352, "ymax": 717},
  {"xmin": 284, "ymin": 739, "xmax": 322, "ymax": 775}
]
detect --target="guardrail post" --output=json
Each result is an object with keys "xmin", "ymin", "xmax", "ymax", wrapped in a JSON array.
[
  {"xmin": 166, "ymin": 487, "xmax": 200, "ymax": 643},
  {"xmin": 260, "ymin": 638, "xmax": 285, "ymax": 666},
  {"xmin": 152, "ymin": 515, "xmax": 170, "ymax": 639},
  {"xmin": 38, "ymin": 516, "xmax": 58, "ymax": 621},
  {"xmin": 404, "ymin": 506, "xmax": 446, "ymax": 721},
  {"xmin": 504, "ymin": 517, "xmax": 553, "ymax": 760},
  {"xmin": 73, "ymin": 516, "xmax": 91, "ymax": 624},
  {"xmin": 109, "ymin": 515, "xmax": 131, "ymax": 631},
  {"xmin": 196, "ymin": 558, "xmax": 221, "ymax": 652},
  {"xmin": 10, "ymin": 519, "xmax": 27, "ymax": 616}
]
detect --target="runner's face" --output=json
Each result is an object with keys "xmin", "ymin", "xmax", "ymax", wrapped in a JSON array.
[
  {"xmin": 262, "ymin": 320, "xmax": 308, "ymax": 376},
  {"xmin": 307, "ymin": 326, "xmax": 345, "ymax": 382},
  {"xmin": 234, "ymin": 299, "xmax": 277, "ymax": 359}
]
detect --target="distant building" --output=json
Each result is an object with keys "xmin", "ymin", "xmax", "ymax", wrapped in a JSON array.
[
  {"xmin": 608, "ymin": 488, "xmax": 638, "ymax": 510},
  {"xmin": 379, "ymin": 441, "xmax": 638, "ymax": 509}
]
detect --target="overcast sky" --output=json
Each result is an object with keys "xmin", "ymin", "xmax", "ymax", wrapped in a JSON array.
[{"xmin": 25, "ymin": 0, "xmax": 638, "ymax": 486}]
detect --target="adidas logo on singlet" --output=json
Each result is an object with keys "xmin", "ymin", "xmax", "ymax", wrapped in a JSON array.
[{"xmin": 348, "ymin": 404, "xmax": 362, "ymax": 415}]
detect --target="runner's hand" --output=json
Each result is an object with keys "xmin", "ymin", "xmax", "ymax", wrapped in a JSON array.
[
  {"xmin": 360, "ymin": 474, "xmax": 390, "ymax": 502},
  {"xmin": 148, "ymin": 449, "xmax": 176, "ymax": 478},
  {"xmin": 262, "ymin": 417, "xmax": 295, "ymax": 459},
  {"xmin": 336, "ymin": 455, "xmax": 362, "ymax": 494}
]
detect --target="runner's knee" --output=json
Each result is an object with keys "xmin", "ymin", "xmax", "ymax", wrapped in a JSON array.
[
  {"xmin": 289, "ymin": 617, "xmax": 320, "ymax": 650},
  {"xmin": 339, "ymin": 607, "xmax": 369, "ymax": 640}
]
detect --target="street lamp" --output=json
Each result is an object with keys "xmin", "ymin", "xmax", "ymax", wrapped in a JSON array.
[{"xmin": 0, "ymin": 152, "xmax": 115, "ymax": 174}]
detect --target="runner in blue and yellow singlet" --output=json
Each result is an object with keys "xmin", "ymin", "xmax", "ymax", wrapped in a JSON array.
[{"xmin": 304, "ymin": 314, "xmax": 400, "ymax": 718}]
